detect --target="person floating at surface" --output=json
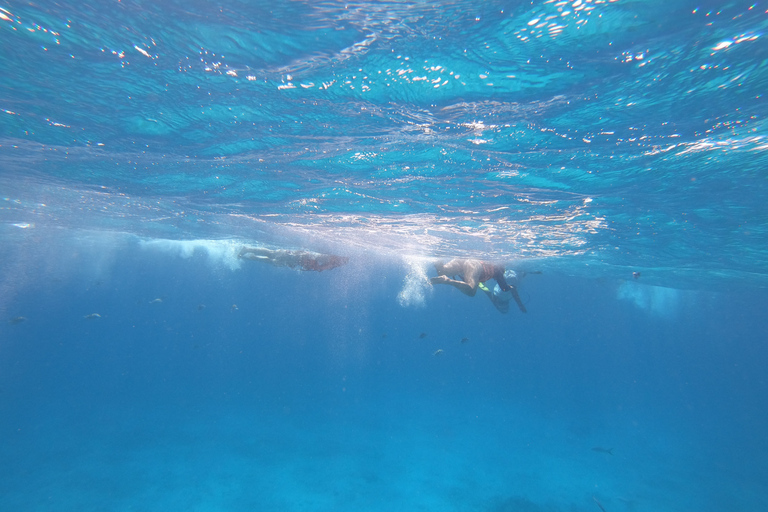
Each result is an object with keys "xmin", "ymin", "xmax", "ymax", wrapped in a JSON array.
[
  {"xmin": 238, "ymin": 246, "xmax": 349, "ymax": 272},
  {"xmin": 430, "ymin": 259, "xmax": 527, "ymax": 313}
]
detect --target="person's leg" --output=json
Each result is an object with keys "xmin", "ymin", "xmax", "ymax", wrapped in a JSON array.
[
  {"xmin": 488, "ymin": 292, "xmax": 510, "ymax": 314},
  {"xmin": 239, "ymin": 246, "xmax": 271, "ymax": 258},
  {"xmin": 434, "ymin": 258, "xmax": 467, "ymax": 276},
  {"xmin": 239, "ymin": 246, "xmax": 263, "ymax": 259},
  {"xmin": 430, "ymin": 275, "xmax": 477, "ymax": 295},
  {"xmin": 432, "ymin": 259, "xmax": 484, "ymax": 296},
  {"xmin": 459, "ymin": 261, "xmax": 484, "ymax": 294},
  {"xmin": 238, "ymin": 247, "xmax": 284, "ymax": 265}
]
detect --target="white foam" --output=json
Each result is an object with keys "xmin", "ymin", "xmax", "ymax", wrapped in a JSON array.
[
  {"xmin": 617, "ymin": 281, "xmax": 682, "ymax": 317},
  {"xmin": 397, "ymin": 256, "xmax": 433, "ymax": 308},
  {"xmin": 139, "ymin": 238, "xmax": 243, "ymax": 270}
]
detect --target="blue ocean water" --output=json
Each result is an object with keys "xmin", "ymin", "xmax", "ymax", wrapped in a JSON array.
[{"xmin": 2, "ymin": 0, "xmax": 768, "ymax": 510}]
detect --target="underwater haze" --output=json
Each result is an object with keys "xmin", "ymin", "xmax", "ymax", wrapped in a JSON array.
[{"xmin": 1, "ymin": 0, "xmax": 768, "ymax": 511}]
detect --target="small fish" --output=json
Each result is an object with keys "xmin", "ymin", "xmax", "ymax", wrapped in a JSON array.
[
  {"xmin": 433, "ymin": 349, "xmax": 443, "ymax": 356},
  {"xmin": 419, "ymin": 332, "xmax": 427, "ymax": 339},
  {"xmin": 197, "ymin": 304, "xmax": 206, "ymax": 311},
  {"xmin": 591, "ymin": 447, "xmax": 613, "ymax": 455},
  {"xmin": 8, "ymin": 316, "xmax": 26, "ymax": 325},
  {"xmin": 633, "ymin": 271, "xmax": 641, "ymax": 279},
  {"xmin": 231, "ymin": 304, "xmax": 239, "ymax": 311},
  {"xmin": 149, "ymin": 298, "xmax": 163, "ymax": 304},
  {"xmin": 83, "ymin": 313, "xmax": 101, "ymax": 319},
  {"xmin": 461, "ymin": 337, "xmax": 469, "ymax": 343}
]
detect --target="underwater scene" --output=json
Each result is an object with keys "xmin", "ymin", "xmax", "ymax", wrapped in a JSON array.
[{"xmin": 1, "ymin": 0, "xmax": 767, "ymax": 510}]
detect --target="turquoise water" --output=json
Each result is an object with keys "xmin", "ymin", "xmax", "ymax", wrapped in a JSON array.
[{"xmin": 2, "ymin": 1, "xmax": 768, "ymax": 510}]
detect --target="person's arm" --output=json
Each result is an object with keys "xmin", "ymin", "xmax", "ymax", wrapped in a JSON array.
[
  {"xmin": 495, "ymin": 269, "xmax": 511, "ymax": 292},
  {"xmin": 510, "ymin": 286, "xmax": 527, "ymax": 313}
]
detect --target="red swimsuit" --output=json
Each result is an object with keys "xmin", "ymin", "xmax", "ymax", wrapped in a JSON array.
[{"xmin": 479, "ymin": 262, "xmax": 497, "ymax": 282}]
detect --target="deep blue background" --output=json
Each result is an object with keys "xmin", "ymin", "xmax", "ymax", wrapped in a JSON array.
[
  {"xmin": 1, "ymin": 1, "xmax": 768, "ymax": 508},
  {"xmin": 1, "ymin": 241, "xmax": 766, "ymax": 510}
]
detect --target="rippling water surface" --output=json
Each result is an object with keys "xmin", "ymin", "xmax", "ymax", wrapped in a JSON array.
[
  {"xmin": 2, "ymin": 0, "xmax": 767, "ymax": 284},
  {"xmin": 2, "ymin": 2, "xmax": 768, "ymax": 512}
]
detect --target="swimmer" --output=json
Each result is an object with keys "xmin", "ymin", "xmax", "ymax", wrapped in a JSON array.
[
  {"xmin": 431, "ymin": 259, "xmax": 527, "ymax": 313},
  {"xmin": 238, "ymin": 246, "xmax": 349, "ymax": 272},
  {"xmin": 478, "ymin": 270, "xmax": 528, "ymax": 314}
]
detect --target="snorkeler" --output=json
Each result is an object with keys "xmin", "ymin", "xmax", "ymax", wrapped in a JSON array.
[
  {"xmin": 238, "ymin": 246, "xmax": 349, "ymax": 272},
  {"xmin": 430, "ymin": 259, "xmax": 527, "ymax": 313},
  {"xmin": 478, "ymin": 270, "xmax": 529, "ymax": 314}
]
